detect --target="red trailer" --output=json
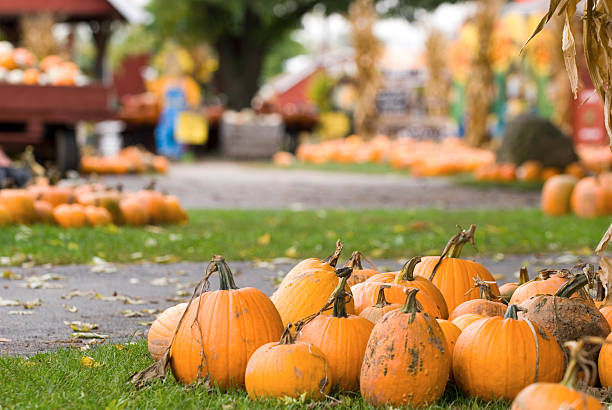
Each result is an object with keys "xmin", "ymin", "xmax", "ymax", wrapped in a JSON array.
[{"xmin": 0, "ymin": 0, "xmax": 144, "ymax": 172}]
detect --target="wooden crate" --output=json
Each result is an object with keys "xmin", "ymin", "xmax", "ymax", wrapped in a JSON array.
[{"xmin": 221, "ymin": 114, "xmax": 284, "ymax": 159}]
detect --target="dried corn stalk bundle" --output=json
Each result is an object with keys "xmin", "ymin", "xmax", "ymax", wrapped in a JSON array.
[
  {"xmin": 550, "ymin": 16, "xmax": 574, "ymax": 134},
  {"xmin": 349, "ymin": 0, "xmax": 382, "ymax": 138},
  {"xmin": 525, "ymin": 0, "xmax": 612, "ymax": 150},
  {"xmin": 424, "ymin": 30, "xmax": 449, "ymax": 117},
  {"xmin": 465, "ymin": 0, "xmax": 501, "ymax": 147},
  {"xmin": 20, "ymin": 13, "xmax": 59, "ymax": 58}
]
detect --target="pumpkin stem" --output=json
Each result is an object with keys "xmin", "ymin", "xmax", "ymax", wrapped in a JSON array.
[
  {"xmin": 400, "ymin": 288, "xmax": 421, "ymax": 314},
  {"xmin": 503, "ymin": 304, "xmax": 524, "ymax": 320},
  {"xmin": 561, "ymin": 337, "xmax": 606, "ymax": 389},
  {"xmin": 212, "ymin": 255, "xmax": 239, "ymax": 291},
  {"xmin": 322, "ymin": 240, "xmax": 343, "ymax": 268},
  {"xmin": 554, "ymin": 273, "xmax": 588, "ymax": 298},
  {"xmin": 373, "ymin": 284, "xmax": 391, "ymax": 308},
  {"xmin": 518, "ymin": 266, "xmax": 529, "ymax": 285},
  {"xmin": 279, "ymin": 323, "xmax": 295, "ymax": 345},
  {"xmin": 331, "ymin": 267, "xmax": 352, "ymax": 318},
  {"xmin": 395, "ymin": 256, "xmax": 421, "ymax": 283},
  {"xmin": 343, "ymin": 251, "xmax": 363, "ymax": 270},
  {"xmin": 429, "ymin": 224, "xmax": 477, "ymax": 281},
  {"xmin": 466, "ymin": 277, "xmax": 500, "ymax": 301}
]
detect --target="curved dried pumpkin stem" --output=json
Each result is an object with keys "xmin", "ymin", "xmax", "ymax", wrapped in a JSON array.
[
  {"xmin": 279, "ymin": 324, "xmax": 295, "ymax": 345},
  {"xmin": 503, "ymin": 304, "xmax": 524, "ymax": 320},
  {"xmin": 466, "ymin": 277, "xmax": 501, "ymax": 301},
  {"xmin": 213, "ymin": 255, "xmax": 239, "ymax": 291},
  {"xmin": 332, "ymin": 268, "xmax": 352, "ymax": 318},
  {"xmin": 395, "ymin": 256, "xmax": 421, "ymax": 283},
  {"xmin": 518, "ymin": 266, "xmax": 529, "ymax": 285},
  {"xmin": 562, "ymin": 337, "xmax": 606, "ymax": 389},
  {"xmin": 400, "ymin": 288, "xmax": 421, "ymax": 314},
  {"xmin": 343, "ymin": 251, "xmax": 363, "ymax": 270},
  {"xmin": 322, "ymin": 240, "xmax": 343, "ymax": 267},
  {"xmin": 555, "ymin": 273, "xmax": 588, "ymax": 298},
  {"xmin": 373, "ymin": 284, "xmax": 391, "ymax": 308},
  {"xmin": 429, "ymin": 224, "xmax": 477, "ymax": 281}
]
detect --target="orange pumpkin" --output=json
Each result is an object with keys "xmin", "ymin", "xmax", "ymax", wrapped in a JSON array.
[
  {"xmin": 360, "ymin": 288, "xmax": 451, "ymax": 407},
  {"xmin": 84, "ymin": 205, "xmax": 112, "ymax": 227},
  {"xmin": 120, "ymin": 196, "xmax": 148, "ymax": 226},
  {"xmin": 153, "ymin": 155, "xmax": 169, "ymax": 174},
  {"xmin": 245, "ymin": 325, "xmax": 332, "ymax": 400},
  {"xmin": 351, "ymin": 281, "xmax": 442, "ymax": 317},
  {"xmin": 359, "ymin": 284, "xmax": 401, "ymax": 324},
  {"xmin": 516, "ymin": 160, "xmax": 542, "ymax": 182},
  {"xmin": 599, "ymin": 333, "xmax": 612, "ymax": 387},
  {"xmin": 148, "ymin": 303, "xmax": 187, "ymax": 361},
  {"xmin": 272, "ymin": 151, "xmax": 294, "ymax": 167},
  {"xmin": 541, "ymin": 174, "xmax": 578, "ymax": 216},
  {"xmin": 414, "ymin": 225, "xmax": 500, "ymax": 312},
  {"xmin": 343, "ymin": 251, "xmax": 379, "ymax": 287},
  {"xmin": 282, "ymin": 241, "xmax": 343, "ymax": 283},
  {"xmin": 53, "ymin": 203, "xmax": 86, "ymax": 228},
  {"xmin": 0, "ymin": 189, "xmax": 36, "ymax": 224},
  {"xmin": 0, "ymin": 204, "xmax": 10, "ymax": 225},
  {"xmin": 451, "ymin": 313, "xmax": 484, "ymax": 330},
  {"xmin": 571, "ymin": 177, "xmax": 601, "ymax": 218},
  {"xmin": 135, "ymin": 183, "xmax": 167, "ymax": 224},
  {"xmin": 170, "ymin": 256, "xmax": 284, "ymax": 388},
  {"xmin": 366, "ymin": 256, "xmax": 449, "ymax": 319},
  {"xmin": 564, "ymin": 162, "xmax": 586, "ymax": 179},
  {"xmin": 449, "ymin": 278, "xmax": 507, "ymax": 320},
  {"xmin": 454, "ymin": 305, "xmax": 564, "ymax": 401},
  {"xmin": 22, "ymin": 68, "xmax": 40, "ymax": 85},
  {"xmin": 509, "ymin": 269, "xmax": 582, "ymax": 306},
  {"xmin": 595, "ymin": 172, "xmax": 612, "ymax": 215},
  {"xmin": 34, "ymin": 200, "xmax": 54, "ymax": 224},
  {"xmin": 541, "ymin": 167, "xmax": 561, "ymax": 181},
  {"xmin": 499, "ymin": 266, "xmax": 530, "ymax": 303},
  {"xmin": 436, "ymin": 318, "xmax": 462, "ymax": 379},
  {"xmin": 295, "ymin": 272, "xmax": 374, "ymax": 392},
  {"xmin": 164, "ymin": 195, "xmax": 188, "ymax": 224}
]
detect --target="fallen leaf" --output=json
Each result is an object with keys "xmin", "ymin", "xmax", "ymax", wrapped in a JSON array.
[
  {"xmin": 169, "ymin": 234, "xmax": 182, "ymax": 242},
  {"xmin": 145, "ymin": 238, "xmax": 158, "ymax": 247},
  {"xmin": 114, "ymin": 344, "xmax": 124, "ymax": 350},
  {"xmin": 145, "ymin": 226, "xmax": 165, "ymax": 234},
  {"xmin": 8, "ymin": 311, "xmax": 33, "ymax": 315},
  {"xmin": 23, "ymin": 298, "xmax": 42, "ymax": 309},
  {"xmin": 149, "ymin": 277, "xmax": 170, "ymax": 286},
  {"xmin": 72, "ymin": 332, "xmax": 108, "ymax": 339},
  {"xmin": 175, "ymin": 290, "xmax": 190, "ymax": 297},
  {"xmin": 129, "ymin": 278, "xmax": 141, "ymax": 285},
  {"xmin": 91, "ymin": 264, "xmax": 117, "ymax": 274},
  {"xmin": 492, "ymin": 274, "xmax": 505, "ymax": 280},
  {"xmin": 130, "ymin": 252, "xmax": 143, "ymax": 260},
  {"xmin": 597, "ymin": 224, "xmax": 612, "ymax": 256},
  {"xmin": 153, "ymin": 255, "xmax": 177, "ymax": 264},
  {"xmin": 62, "ymin": 304, "xmax": 78, "ymax": 313},
  {"xmin": 257, "ymin": 233, "xmax": 271, "ymax": 245},
  {"xmin": 96, "ymin": 294, "xmax": 146, "ymax": 305},
  {"xmin": 80, "ymin": 356, "xmax": 103, "ymax": 368},
  {"xmin": 141, "ymin": 308, "xmax": 161, "ymax": 315},
  {"xmin": 284, "ymin": 246, "xmax": 298, "ymax": 258},
  {"xmin": 407, "ymin": 220, "xmax": 431, "ymax": 231},
  {"xmin": 138, "ymin": 321, "xmax": 153, "ymax": 326},
  {"xmin": 64, "ymin": 321, "xmax": 99, "ymax": 332},
  {"xmin": 2, "ymin": 270, "xmax": 22, "ymax": 280},
  {"xmin": 61, "ymin": 290, "xmax": 96, "ymax": 299},
  {"xmin": 120, "ymin": 309, "xmax": 145, "ymax": 318},
  {"xmin": 0, "ymin": 297, "xmax": 19, "ymax": 307}
]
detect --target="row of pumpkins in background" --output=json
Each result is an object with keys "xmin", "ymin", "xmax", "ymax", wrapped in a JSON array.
[
  {"xmin": 0, "ymin": 179, "xmax": 187, "ymax": 227},
  {"xmin": 274, "ymin": 135, "xmax": 611, "ymax": 177},
  {"xmin": 140, "ymin": 225, "xmax": 612, "ymax": 408},
  {"xmin": 0, "ymin": 42, "xmax": 86, "ymax": 87},
  {"xmin": 542, "ymin": 172, "xmax": 612, "ymax": 218},
  {"xmin": 81, "ymin": 147, "xmax": 170, "ymax": 175}
]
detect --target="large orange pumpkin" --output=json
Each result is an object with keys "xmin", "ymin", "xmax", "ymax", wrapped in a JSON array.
[
  {"xmin": 449, "ymin": 278, "xmax": 506, "ymax": 320},
  {"xmin": 359, "ymin": 284, "xmax": 401, "ymax": 323},
  {"xmin": 170, "ymin": 256, "xmax": 284, "ymax": 388},
  {"xmin": 360, "ymin": 288, "xmax": 451, "ymax": 407},
  {"xmin": 282, "ymin": 240, "xmax": 343, "ymax": 283},
  {"xmin": 343, "ymin": 251, "xmax": 379, "ymax": 287},
  {"xmin": 0, "ymin": 189, "xmax": 36, "ymax": 224},
  {"xmin": 413, "ymin": 225, "xmax": 499, "ymax": 312},
  {"xmin": 541, "ymin": 174, "xmax": 578, "ymax": 216},
  {"xmin": 245, "ymin": 325, "xmax": 332, "ymax": 400},
  {"xmin": 295, "ymin": 272, "xmax": 374, "ymax": 392},
  {"xmin": 453, "ymin": 304, "xmax": 564, "ymax": 401},
  {"xmin": 148, "ymin": 303, "xmax": 187, "ymax": 361},
  {"xmin": 366, "ymin": 256, "xmax": 449, "ymax": 319},
  {"xmin": 53, "ymin": 203, "xmax": 86, "ymax": 228},
  {"xmin": 0, "ymin": 204, "xmax": 10, "ymax": 225}
]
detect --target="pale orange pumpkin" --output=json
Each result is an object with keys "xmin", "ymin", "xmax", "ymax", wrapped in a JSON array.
[
  {"xmin": 84, "ymin": 205, "xmax": 112, "ymax": 227},
  {"xmin": 359, "ymin": 284, "xmax": 401, "ymax": 324},
  {"xmin": 0, "ymin": 189, "xmax": 36, "ymax": 224},
  {"xmin": 541, "ymin": 174, "xmax": 578, "ymax": 216},
  {"xmin": 148, "ymin": 303, "xmax": 187, "ymax": 361},
  {"xmin": 53, "ymin": 203, "xmax": 86, "ymax": 228}
]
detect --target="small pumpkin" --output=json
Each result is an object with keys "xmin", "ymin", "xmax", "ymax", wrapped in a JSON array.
[
  {"xmin": 296, "ymin": 271, "xmax": 374, "ymax": 391},
  {"xmin": 516, "ymin": 160, "xmax": 542, "ymax": 182},
  {"xmin": 136, "ymin": 181, "xmax": 167, "ymax": 224},
  {"xmin": 53, "ymin": 203, "xmax": 86, "ymax": 228},
  {"xmin": 0, "ymin": 189, "xmax": 36, "ymax": 224},
  {"xmin": 436, "ymin": 318, "xmax": 462, "ymax": 379},
  {"xmin": 454, "ymin": 304, "xmax": 564, "ymax": 401},
  {"xmin": 499, "ymin": 266, "xmax": 530, "ymax": 303},
  {"xmin": 571, "ymin": 177, "xmax": 600, "ymax": 218},
  {"xmin": 34, "ymin": 200, "xmax": 54, "ymax": 224},
  {"xmin": 165, "ymin": 195, "xmax": 188, "ymax": 224},
  {"xmin": 413, "ymin": 225, "xmax": 500, "ymax": 312},
  {"xmin": 343, "ymin": 251, "xmax": 379, "ymax": 287},
  {"xmin": 84, "ymin": 205, "xmax": 112, "ymax": 227},
  {"xmin": 449, "ymin": 278, "xmax": 507, "ymax": 320},
  {"xmin": 513, "ymin": 339, "xmax": 603, "ymax": 410},
  {"xmin": 509, "ymin": 269, "xmax": 584, "ymax": 306},
  {"xmin": 148, "ymin": 303, "xmax": 187, "ymax": 361},
  {"xmin": 120, "ymin": 196, "xmax": 148, "ymax": 226},
  {"xmin": 351, "ymin": 280, "xmax": 442, "ymax": 317},
  {"xmin": 519, "ymin": 274, "xmax": 610, "ymax": 368},
  {"xmin": 360, "ymin": 288, "xmax": 451, "ymax": 407},
  {"xmin": 541, "ymin": 174, "xmax": 578, "ymax": 216},
  {"xmin": 367, "ymin": 256, "xmax": 449, "ymax": 319},
  {"xmin": 451, "ymin": 313, "xmax": 484, "ymax": 331},
  {"xmin": 359, "ymin": 284, "xmax": 401, "ymax": 324},
  {"xmin": 245, "ymin": 324, "xmax": 332, "ymax": 400},
  {"xmin": 170, "ymin": 256, "xmax": 284, "ymax": 388}
]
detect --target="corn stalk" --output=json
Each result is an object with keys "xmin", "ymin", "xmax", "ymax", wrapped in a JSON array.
[
  {"xmin": 525, "ymin": 0, "xmax": 612, "ymax": 150},
  {"xmin": 349, "ymin": 0, "xmax": 382, "ymax": 138},
  {"xmin": 550, "ymin": 16, "xmax": 574, "ymax": 134},
  {"xmin": 424, "ymin": 30, "xmax": 449, "ymax": 117},
  {"xmin": 20, "ymin": 13, "xmax": 59, "ymax": 58}
]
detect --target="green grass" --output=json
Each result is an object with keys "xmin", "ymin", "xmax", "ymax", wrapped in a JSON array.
[
  {"xmin": 451, "ymin": 174, "xmax": 543, "ymax": 191},
  {"xmin": 0, "ymin": 339, "xmax": 509, "ymax": 409},
  {"xmin": 0, "ymin": 209, "xmax": 608, "ymax": 265},
  {"xmin": 265, "ymin": 161, "xmax": 410, "ymax": 174}
]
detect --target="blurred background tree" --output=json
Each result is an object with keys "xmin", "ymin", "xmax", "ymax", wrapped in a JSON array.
[{"xmin": 146, "ymin": 0, "xmax": 460, "ymax": 110}]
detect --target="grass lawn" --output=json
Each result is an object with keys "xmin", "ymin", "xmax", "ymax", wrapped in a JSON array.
[
  {"xmin": 0, "ymin": 209, "xmax": 608, "ymax": 265},
  {"xmin": 0, "ymin": 339, "xmax": 509, "ymax": 409},
  {"xmin": 264, "ymin": 161, "xmax": 410, "ymax": 174},
  {"xmin": 451, "ymin": 174, "xmax": 543, "ymax": 191}
]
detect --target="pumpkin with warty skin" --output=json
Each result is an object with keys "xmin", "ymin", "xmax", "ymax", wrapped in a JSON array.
[
  {"xmin": 296, "ymin": 271, "xmax": 374, "ymax": 392},
  {"xmin": 359, "ymin": 284, "xmax": 401, "ymax": 324},
  {"xmin": 148, "ymin": 303, "xmax": 187, "ymax": 361},
  {"xmin": 449, "ymin": 278, "xmax": 506, "ymax": 320},
  {"xmin": 170, "ymin": 256, "xmax": 283, "ymax": 388},
  {"xmin": 499, "ymin": 266, "xmax": 530, "ymax": 303},
  {"xmin": 513, "ymin": 340, "xmax": 603, "ymax": 410},
  {"xmin": 541, "ymin": 174, "xmax": 578, "ymax": 216},
  {"xmin": 245, "ymin": 325, "xmax": 332, "ymax": 400},
  {"xmin": 367, "ymin": 256, "xmax": 449, "ymax": 319},
  {"xmin": 53, "ymin": 203, "xmax": 86, "ymax": 228},
  {"xmin": 360, "ymin": 288, "xmax": 451, "ymax": 407},
  {"xmin": 519, "ymin": 274, "xmax": 610, "ymax": 368},
  {"xmin": 451, "ymin": 313, "xmax": 484, "ymax": 331},
  {"xmin": 351, "ymin": 281, "xmax": 442, "ymax": 317},
  {"xmin": 413, "ymin": 225, "xmax": 500, "ymax": 313},
  {"xmin": 453, "ymin": 304, "xmax": 564, "ymax": 401},
  {"xmin": 0, "ymin": 189, "xmax": 36, "ymax": 223},
  {"xmin": 271, "ymin": 242, "xmax": 355, "ymax": 326},
  {"xmin": 344, "ymin": 251, "xmax": 379, "ymax": 287}
]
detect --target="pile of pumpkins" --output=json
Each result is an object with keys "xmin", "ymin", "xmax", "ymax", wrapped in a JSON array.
[
  {"xmin": 473, "ymin": 160, "xmax": 588, "ymax": 184},
  {"xmin": 0, "ymin": 41, "xmax": 86, "ymax": 86},
  {"xmin": 283, "ymin": 135, "xmax": 496, "ymax": 176},
  {"xmin": 142, "ymin": 225, "xmax": 612, "ymax": 408},
  {"xmin": 81, "ymin": 146, "xmax": 169, "ymax": 175},
  {"xmin": 0, "ymin": 180, "xmax": 186, "ymax": 228},
  {"xmin": 542, "ymin": 172, "xmax": 612, "ymax": 218}
]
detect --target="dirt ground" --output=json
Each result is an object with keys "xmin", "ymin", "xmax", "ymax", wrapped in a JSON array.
[
  {"xmin": 0, "ymin": 253, "xmax": 596, "ymax": 355},
  {"xmin": 100, "ymin": 162, "xmax": 540, "ymax": 210}
]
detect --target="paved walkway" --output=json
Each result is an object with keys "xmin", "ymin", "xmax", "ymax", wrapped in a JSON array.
[{"xmin": 1, "ymin": 253, "xmax": 595, "ymax": 355}]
